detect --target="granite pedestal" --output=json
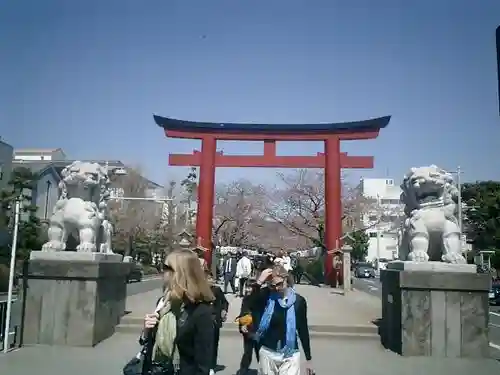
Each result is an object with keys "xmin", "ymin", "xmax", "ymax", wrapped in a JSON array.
[
  {"xmin": 381, "ymin": 261, "xmax": 491, "ymax": 358},
  {"xmin": 22, "ymin": 251, "xmax": 131, "ymax": 347}
]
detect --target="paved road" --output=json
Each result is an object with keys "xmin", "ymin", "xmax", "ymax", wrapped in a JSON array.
[
  {"xmin": 2, "ymin": 332, "xmax": 500, "ymax": 375},
  {"xmin": 353, "ymin": 277, "xmax": 382, "ymax": 298},
  {"xmin": 354, "ymin": 277, "xmax": 500, "ymax": 358},
  {"xmin": 126, "ymin": 276, "xmax": 162, "ymax": 296}
]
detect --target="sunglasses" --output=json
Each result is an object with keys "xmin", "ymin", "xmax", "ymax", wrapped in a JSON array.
[
  {"xmin": 163, "ymin": 263, "xmax": 174, "ymax": 272},
  {"xmin": 269, "ymin": 279, "xmax": 284, "ymax": 288}
]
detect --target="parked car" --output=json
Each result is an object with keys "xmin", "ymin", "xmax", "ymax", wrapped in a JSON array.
[
  {"xmin": 355, "ymin": 263, "xmax": 376, "ymax": 279},
  {"xmin": 126, "ymin": 263, "xmax": 144, "ymax": 283},
  {"xmin": 490, "ymin": 280, "xmax": 500, "ymax": 305}
]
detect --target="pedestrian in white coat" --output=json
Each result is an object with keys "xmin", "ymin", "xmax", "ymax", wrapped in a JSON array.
[{"xmin": 236, "ymin": 251, "xmax": 253, "ymax": 297}]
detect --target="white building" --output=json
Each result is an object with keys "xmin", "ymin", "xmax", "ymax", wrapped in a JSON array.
[
  {"xmin": 357, "ymin": 178, "xmax": 404, "ymax": 265},
  {"xmin": 14, "ymin": 148, "xmax": 67, "ymax": 161}
]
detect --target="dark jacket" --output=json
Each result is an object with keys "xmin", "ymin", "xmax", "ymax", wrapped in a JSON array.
[
  {"xmin": 176, "ymin": 301, "xmax": 214, "ymax": 375},
  {"xmin": 140, "ymin": 299, "xmax": 214, "ymax": 375},
  {"xmin": 247, "ymin": 286, "xmax": 312, "ymax": 360},
  {"xmin": 223, "ymin": 257, "xmax": 237, "ymax": 276},
  {"xmin": 211, "ymin": 285, "xmax": 229, "ymax": 327},
  {"xmin": 239, "ymin": 282, "xmax": 261, "ymax": 329}
]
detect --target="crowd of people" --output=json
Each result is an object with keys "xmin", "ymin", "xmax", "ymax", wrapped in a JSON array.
[
  {"xmin": 216, "ymin": 250, "xmax": 305, "ymax": 296},
  {"xmin": 129, "ymin": 248, "xmax": 313, "ymax": 375}
]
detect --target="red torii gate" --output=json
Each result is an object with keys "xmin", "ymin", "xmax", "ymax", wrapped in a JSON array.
[{"xmin": 154, "ymin": 115, "xmax": 390, "ymax": 280}]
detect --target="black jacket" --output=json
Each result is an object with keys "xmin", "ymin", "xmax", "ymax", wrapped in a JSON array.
[
  {"xmin": 176, "ymin": 301, "xmax": 214, "ymax": 375},
  {"xmin": 247, "ymin": 286, "xmax": 311, "ymax": 360},
  {"xmin": 140, "ymin": 299, "xmax": 214, "ymax": 375},
  {"xmin": 211, "ymin": 285, "xmax": 229, "ymax": 327}
]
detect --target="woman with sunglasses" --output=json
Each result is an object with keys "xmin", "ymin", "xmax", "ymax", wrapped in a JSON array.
[
  {"xmin": 143, "ymin": 249, "xmax": 215, "ymax": 375},
  {"xmin": 243, "ymin": 266, "xmax": 313, "ymax": 375}
]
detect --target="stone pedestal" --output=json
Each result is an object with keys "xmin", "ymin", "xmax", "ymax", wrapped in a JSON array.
[
  {"xmin": 380, "ymin": 261, "xmax": 490, "ymax": 358},
  {"xmin": 22, "ymin": 251, "xmax": 131, "ymax": 347},
  {"xmin": 341, "ymin": 245, "xmax": 352, "ymax": 293}
]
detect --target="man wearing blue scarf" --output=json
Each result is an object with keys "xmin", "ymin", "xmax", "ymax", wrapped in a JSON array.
[{"xmin": 243, "ymin": 265, "xmax": 313, "ymax": 375}]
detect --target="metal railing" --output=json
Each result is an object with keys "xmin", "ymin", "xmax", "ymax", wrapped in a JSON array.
[{"xmin": 0, "ymin": 293, "xmax": 20, "ymax": 350}]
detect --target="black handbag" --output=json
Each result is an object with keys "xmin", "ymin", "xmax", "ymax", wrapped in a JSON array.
[{"xmin": 123, "ymin": 328, "xmax": 177, "ymax": 375}]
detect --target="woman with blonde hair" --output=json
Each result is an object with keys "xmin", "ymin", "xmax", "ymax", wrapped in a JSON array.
[{"xmin": 142, "ymin": 249, "xmax": 215, "ymax": 375}]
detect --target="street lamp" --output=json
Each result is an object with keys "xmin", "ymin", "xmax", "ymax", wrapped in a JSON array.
[{"xmin": 375, "ymin": 194, "xmax": 382, "ymax": 274}]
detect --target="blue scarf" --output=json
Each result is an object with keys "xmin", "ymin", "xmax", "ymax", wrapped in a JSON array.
[{"xmin": 255, "ymin": 288, "xmax": 297, "ymax": 358}]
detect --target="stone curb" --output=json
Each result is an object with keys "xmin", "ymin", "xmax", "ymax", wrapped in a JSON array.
[
  {"xmin": 114, "ymin": 323, "xmax": 380, "ymax": 340},
  {"xmin": 117, "ymin": 316, "xmax": 379, "ymax": 337}
]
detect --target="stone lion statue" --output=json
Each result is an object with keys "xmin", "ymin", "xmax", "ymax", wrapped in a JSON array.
[
  {"xmin": 41, "ymin": 161, "xmax": 114, "ymax": 253},
  {"xmin": 399, "ymin": 165, "xmax": 466, "ymax": 264}
]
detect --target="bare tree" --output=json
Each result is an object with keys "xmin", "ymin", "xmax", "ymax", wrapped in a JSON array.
[
  {"xmin": 213, "ymin": 180, "xmax": 266, "ymax": 247},
  {"xmin": 262, "ymin": 170, "xmax": 326, "ymax": 249},
  {"xmin": 109, "ymin": 167, "xmax": 161, "ymax": 257},
  {"xmin": 260, "ymin": 169, "xmax": 383, "ymax": 250}
]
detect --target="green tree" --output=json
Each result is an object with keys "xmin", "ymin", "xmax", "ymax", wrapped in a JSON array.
[
  {"xmin": 491, "ymin": 250, "xmax": 500, "ymax": 271},
  {"xmin": 345, "ymin": 230, "xmax": 370, "ymax": 262},
  {"xmin": 0, "ymin": 167, "xmax": 43, "ymax": 263},
  {"xmin": 461, "ymin": 181, "xmax": 500, "ymax": 252}
]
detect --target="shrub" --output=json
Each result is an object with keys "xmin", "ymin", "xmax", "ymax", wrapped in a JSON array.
[
  {"xmin": 0, "ymin": 264, "xmax": 9, "ymax": 293},
  {"xmin": 305, "ymin": 258, "xmax": 324, "ymax": 284}
]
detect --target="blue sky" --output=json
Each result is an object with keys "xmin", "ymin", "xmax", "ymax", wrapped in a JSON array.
[{"xmin": 1, "ymin": 0, "xmax": 499, "ymax": 187}]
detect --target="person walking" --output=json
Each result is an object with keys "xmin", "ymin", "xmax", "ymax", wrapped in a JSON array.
[
  {"xmin": 222, "ymin": 253, "xmax": 237, "ymax": 294},
  {"xmin": 142, "ymin": 249, "xmax": 215, "ymax": 375},
  {"xmin": 235, "ymin": 278, "xmax": 261, "ymax": 375},
  {"xmin": 244, "ymin": 266, "xmax": 313, "ymax": 375},
  {"xmin": 206, "ymin": 270, "xmax": 229, "ymax": 375},
  {"xmin": 290, "ymin": 255, "xmax": 303, "ymax": 285},
  {"xmin": 236, "ymin": 251, "xmax": 253, "ymax": 297}
]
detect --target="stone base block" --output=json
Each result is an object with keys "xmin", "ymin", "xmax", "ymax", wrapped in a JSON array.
[
  {"xmin": 30, "ymin": 251, "xmax": 123, "ymax": 262},
  {"xmin": 381, "ymin": 266, "xmax": 490, "ymax": 358},
  {"xmin": 387, "ymin": 260, "xmax": 476, "ymax": 273},
  {"xmin": 22, "ymin": 252, "xmax": 131, "ymax": 347}
]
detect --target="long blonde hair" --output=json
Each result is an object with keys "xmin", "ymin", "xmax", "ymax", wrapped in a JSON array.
[{"xmin": 164, "ymin": 249, "xmax": 214, "ymax": 303}]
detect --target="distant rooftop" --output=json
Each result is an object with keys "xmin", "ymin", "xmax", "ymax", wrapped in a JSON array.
[
  {"xmin": 14, "ymin": 148, "xmax": 65, "ymax": 154},
  {"xmin": 13, "ymin": 159, "xmax": 163, "ymax": 189}
]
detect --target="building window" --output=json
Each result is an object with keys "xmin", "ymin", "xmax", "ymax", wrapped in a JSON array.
[
  {"xmin": 369, "ymin": 232, "xmax": 377, "ymax": 238},
  {"xmin": 386, "ymin": 179, "xmax": 394, "ymax": 186}
]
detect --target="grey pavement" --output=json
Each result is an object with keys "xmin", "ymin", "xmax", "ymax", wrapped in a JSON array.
[
  {"xmin": 1, "ymin": 333, "xmax": 499, "ymax": 375},
  {"xmin": 124, "ymin": 283, "xmax": 381, "ymax": 328},
  {"xmin": 353, "ymin": 277, "xmax": 382, "ymax": 298},
  {"xmin": 354, "ymin": 277, "xmax": 500, "ymax": 358},
  {"xmin": 126, "ymin": 276, "xmax": 162, "ymax": 296}
]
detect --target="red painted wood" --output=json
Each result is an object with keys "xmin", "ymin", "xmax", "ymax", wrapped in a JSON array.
[
  {"xmin": 324, "ymin": 136, "xmax": 342, "ymax": 285},
  {"xmin": 196, "ymin": 136, "xmax": 217, "ymax": 263},
  {"xmin": 164, "ymin": 129, "xmax": 380, "ymax": 141},
  {"xmin": 166, "ymin": 133, "xmax": 379, "ymax": 274},
  {"xmin": 169, "ymin": 151, "xmax": 373, "ymax": 169},
  {"xmin": 263, "ymin": 140, "xmax": 276, "ymax": 157}
]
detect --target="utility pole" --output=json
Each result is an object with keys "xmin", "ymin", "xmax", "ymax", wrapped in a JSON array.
[
  {"xmin": 496, "ymin": 25, "xmax": 500, "ymax": 115},
  {"xmin": 375, "ymin": 194, "xmax": 381, "ymax": 274},
  {"xmin": 456, "ymin": 165, "xmax": 463, "ymax": 235}
]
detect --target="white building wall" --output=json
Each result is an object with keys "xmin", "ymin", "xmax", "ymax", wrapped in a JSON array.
[{"xmin": 358, "ymin": 178, "xmax": 404, "ymax": 263}]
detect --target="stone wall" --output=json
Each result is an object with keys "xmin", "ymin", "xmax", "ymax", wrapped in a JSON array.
[
  {"xmin": 22, "ymin": 254, "xmax": 130, "ymax": 347},
  {"xmin": 381, "ymin": 266, "xmax": 490, "ymax": 358}
]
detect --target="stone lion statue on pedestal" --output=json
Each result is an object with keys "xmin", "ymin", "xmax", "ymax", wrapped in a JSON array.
[
  {"xmin": 41, "ymin": 161, "xmax": 114, "ymax": 253},
  {"xmin": 399, "ymin": 165, "xmax": 466, "ymax": 264}
]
